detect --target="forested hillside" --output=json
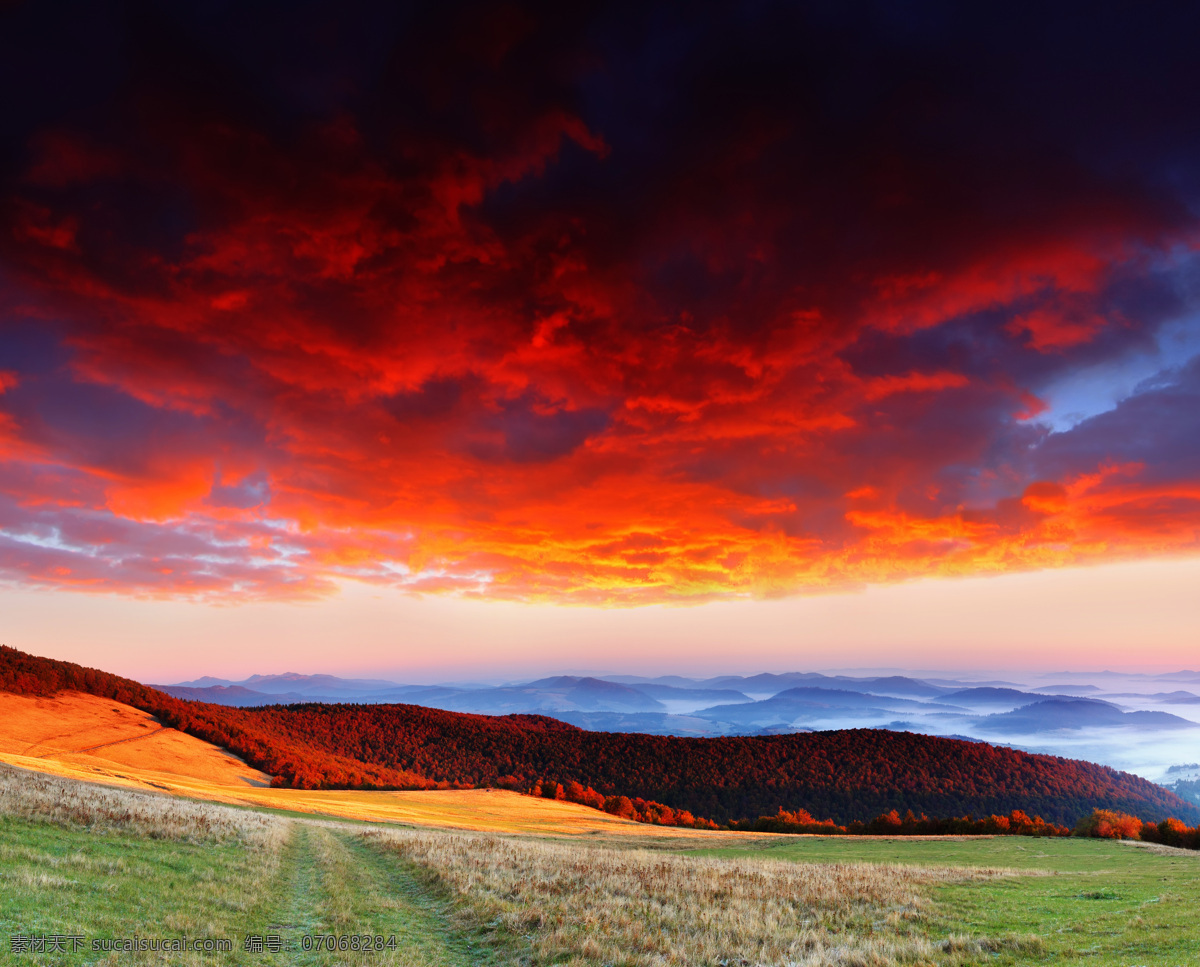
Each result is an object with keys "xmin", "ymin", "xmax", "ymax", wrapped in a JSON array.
[{"xmin": 3, "ymin": 646, "xmax": 1195, "ymax": 825}]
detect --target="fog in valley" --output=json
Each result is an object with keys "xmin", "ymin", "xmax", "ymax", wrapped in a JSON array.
[{"xmin": 155, "ymin": 668, "xmax": 1200, "ymax": 802}]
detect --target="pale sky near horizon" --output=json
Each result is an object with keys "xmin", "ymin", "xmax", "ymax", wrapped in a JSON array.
[{"xmin": 3, "ymin": 555, "xmax": 1197, "ymax": 684}]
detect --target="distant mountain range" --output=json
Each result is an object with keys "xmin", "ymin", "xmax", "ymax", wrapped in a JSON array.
[
  {"xmin": 156, "ymin": 669, "xmax": 1010, "ymax": 707},
  {"xmin": 149, "ymin": 667, "xmax": 1200, "ymax": 789},
  {"xmin": 152, "ymin": 672, "xmax": 1200, "ymax": 735}
]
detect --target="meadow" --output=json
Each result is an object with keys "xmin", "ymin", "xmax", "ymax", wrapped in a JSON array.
[
  {"xmin": 0, "ymin": 689, "xmax": 689, "ymax": 836},
  {"xmin": 3, "ymin": 764, "xmax": 1199, "ymax": 967}
]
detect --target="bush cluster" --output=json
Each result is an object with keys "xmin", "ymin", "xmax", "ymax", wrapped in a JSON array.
[
  {"xmin": 730, "ymin": 807, "xmax": 1069, "ymax": 837},
  {"xmin": 529, "ymin": 778, "xmax": 719, "ymax": 828},
  {"xmin": 1074, "ymin": 808, "xmax": 1200, "ymax": 848}
]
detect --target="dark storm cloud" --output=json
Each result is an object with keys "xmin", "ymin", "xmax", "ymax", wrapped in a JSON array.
[{"xmin": 1, "ymin": 0, "xmax": 1199, "ymax": 600}]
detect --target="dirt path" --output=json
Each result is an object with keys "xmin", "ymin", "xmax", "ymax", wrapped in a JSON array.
[{"xmin": 258, "ymin": 824, "xmax": 487, "ymax": 966}]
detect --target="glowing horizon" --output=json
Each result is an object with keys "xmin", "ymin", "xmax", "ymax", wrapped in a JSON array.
[{"xmin": 3, "ymin": 556, "xmax": 1198, "ymax": 683}]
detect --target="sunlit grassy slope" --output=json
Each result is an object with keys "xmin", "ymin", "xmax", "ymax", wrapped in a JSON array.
[
  {"xmin": 0, "ymin": 691, "xmax": 697, "ymax": 835},
  {"xmin": 0, "ymin": 690, "xmax": 270, "ymax": 786}
]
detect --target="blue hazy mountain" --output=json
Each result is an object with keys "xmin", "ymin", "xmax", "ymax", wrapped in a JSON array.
[
  {"xmin": 975, "ymin": 698, "xmax": 1199, "ymax": 732},
  {"xmin": 940, "ymin": 687, "xmax": 1046, "ymax": 707}
]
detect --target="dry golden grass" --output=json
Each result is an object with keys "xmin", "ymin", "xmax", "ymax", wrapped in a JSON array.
[
  {"xmin": 1116, "ymin": 838, "xmax": 1200, "ymax": 858},
  {"xmin": 1, "ymin": 764, "xmax": 294, "ymax": 967},
  {"xmin": 0, "ymin": 691, "xmax": 738, "ymax": 836},
  {"xmin": 238, "ymin": 786, "xmax": 727, "ymax": 836},
  {"xmin": 0, "ymin": 751, "xmax": 714, "ymax": 835},
  {"xmin": 0, "ymin": 690, "xmax": 270, "ymax": 786},
  {"xmin": 0, "ymin": 762, "xmax": 286, "ymax": 847},
  {"xmin": 367, "ymin": 828, "xmax": 1041, "ymax": 967}
]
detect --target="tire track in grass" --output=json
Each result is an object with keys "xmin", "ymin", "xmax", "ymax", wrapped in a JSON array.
[
  {"xmin": 259, "ymin": 824, "xmax": 486, "ymax": 967},
  {"xmin": 311, "ymin": 829, "xmax": 487, "ymax": 967},
  {"xmin": 53, "ymin": 727, "xmax": 171, "ymax": 756},
  {"xmin": 258, "ymin": 823, "xmax": 331, "ymax": 965}
]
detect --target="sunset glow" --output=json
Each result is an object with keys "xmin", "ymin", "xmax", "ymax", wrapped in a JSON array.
[{"xmin": 2, "ymin": 3, "xmax": 1199, "ymax": 673}]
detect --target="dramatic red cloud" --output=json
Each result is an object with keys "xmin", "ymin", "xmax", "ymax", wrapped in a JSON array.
[{"xmin": 2, "ymin": 2, "xmax": 1199, "ymax": 603}]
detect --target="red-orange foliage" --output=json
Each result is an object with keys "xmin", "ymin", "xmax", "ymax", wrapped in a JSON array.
[
  {"xmin": 1073, "ymin": 808, "xmax": 1145, "ymax": 840},
  {"xmin": 1072, "ymin": 808, "xmax": 1200, "ymax": 848},
  {"xmin": 731, "ymin": 806, "xmax": 1070, "ymax": 837},
  {"xmin": 604, "ymin": 794, "xmax": 637, "ymax": 820},
  {"xmin": 1142, "ymin": 817, "xmax": 1200, "ymax": 850},
  {"xmin": 2, "ymin": 645, "xmax": 1196, "ymax": 830}
]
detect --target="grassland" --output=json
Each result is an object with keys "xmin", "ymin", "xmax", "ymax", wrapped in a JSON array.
[
  {"xmin": 0, "ymin": 767, "xmax": 487, "ymax": 966},
  {"xmin": 3, "ymin": 760, "xmax": 1200, "ymax": 966},
  {"xmin": 368, "ymin": 826, "xmax": 1036, "ymax": 967},
  {"xmin": 694, "ymin": 835, "xmax": 1200, "ymax": 967},
  {"xmin": 0, "ymin": 691, "xmax": 699, "ymax": 836},
  {"xmin": 0, "ymin": 691, "xmax": 270, "ymax": 788},
  {"xmin": 0, "ymin": 767, "xmax": 1019, "ymax": 967}
]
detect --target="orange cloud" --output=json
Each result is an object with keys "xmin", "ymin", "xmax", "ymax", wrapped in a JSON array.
[{"xmin": 2, "ymin": 6, "xmax": 1199, "ymax": 605}]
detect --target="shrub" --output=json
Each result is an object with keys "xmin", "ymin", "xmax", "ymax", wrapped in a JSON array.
[{"xmin": 1074, "ymin": 809, "xmax": 1144, "ymax": 840}]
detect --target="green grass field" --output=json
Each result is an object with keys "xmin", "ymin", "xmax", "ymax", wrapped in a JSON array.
[
  {"xmin": 0, "ymin": 812, "xmax": 495, "ymax": 967},
  {"xmin": 3, "ymin": 769, "xmax": 1199, "ymax": 967},
  {"xmin": 696, "ymin": 836, "xmax": 1200, "ymax": 967}
]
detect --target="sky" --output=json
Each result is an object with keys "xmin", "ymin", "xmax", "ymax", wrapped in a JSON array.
[{"xmin": 1, "ymin": 1, "xmax": 1199, "ymax": 678}]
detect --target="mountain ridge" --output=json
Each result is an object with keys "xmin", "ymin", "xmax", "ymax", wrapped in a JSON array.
[{"xmin": 3, "ymin": 645, "xmax": 1197, "ymax": 826}]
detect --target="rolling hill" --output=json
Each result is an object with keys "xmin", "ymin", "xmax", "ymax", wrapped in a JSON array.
[
  {"xmin": 3, "ymin": 645, "xmax": 1197, "ymax": 826},
  {"xmin": 975, "ymin": 698, "xmax": 1199, "ymax": 732}
]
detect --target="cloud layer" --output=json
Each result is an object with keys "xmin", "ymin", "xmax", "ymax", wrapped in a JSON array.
[{"xmin": 2, "ymin": 1, "xmax": 1199, "ymax": 602}]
